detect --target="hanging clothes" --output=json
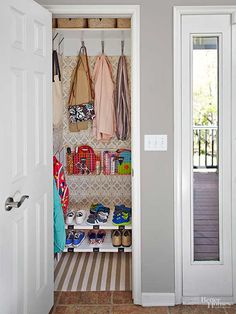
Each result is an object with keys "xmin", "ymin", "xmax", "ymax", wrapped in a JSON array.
[
  {"xmin": 115, "ymin": 52, "xmax": 131, "ymax": 140},
  {"xmin": 53, "ymin": 179, "xmax": 66, "ymax": 253},
  {"xmin": 93, "ymin": 54, "xmax": 116, "ymax": 142},
  {"xmin": 52, "ymin": 50, "xmax": 64, "ymax": 128},
  {"xmin": 58, "ymin": 37, "xmax": 64, "ymax": 75},
  {"xmin": 68, "ymin": 44, "xmax": 94, "ymax": 132},
  {"xmin": 53, "ymin": 156, "xmax": 69, "ymax": 215}
]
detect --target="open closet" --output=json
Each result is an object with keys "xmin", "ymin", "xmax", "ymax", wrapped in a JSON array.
[{"xmin": 52, "ymin": 16, "xmax": 133, "ymax": 292}]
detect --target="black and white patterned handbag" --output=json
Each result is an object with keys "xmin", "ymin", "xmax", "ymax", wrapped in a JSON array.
[{"xmin": 68, "ymin": 103, "xmax": 95, "ymax": 123}]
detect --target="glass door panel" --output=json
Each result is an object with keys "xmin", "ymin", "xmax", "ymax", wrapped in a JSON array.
[{"xmin": 192, "ymin": 36, "xmax": 219, "ymax": 261}]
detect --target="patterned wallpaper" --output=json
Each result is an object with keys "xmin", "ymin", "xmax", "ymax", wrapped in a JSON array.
[{"xmin": 61, "ymin": 55, "xmax": 132, "ymax": 209}]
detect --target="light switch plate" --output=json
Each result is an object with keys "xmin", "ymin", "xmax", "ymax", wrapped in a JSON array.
[{"xmin": 144, "ymin": 135, "xmax": 168, "ymax": 151}]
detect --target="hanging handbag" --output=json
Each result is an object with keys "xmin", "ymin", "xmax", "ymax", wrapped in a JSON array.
[
  {"xmin": 68, "ymin": 103, "xmax": 95, "ymax": 123},
  {"xmin": 73, "ymin": 145, "xmax": 96, "ymax": 175},
  {"xmin": 116, "ymin": 149, "xmax": 131, "ymax": 175},
  {"xmin": 52, "ymin": 50, "xmax": 64, "ymax": 128},
  {"xmin": 68, "ymin": 44, "xmax": 94, "ymax": 132}
]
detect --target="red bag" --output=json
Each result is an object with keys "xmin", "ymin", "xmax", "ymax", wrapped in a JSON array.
[
  {"xmin": 53, "ymin": 156, "xmax": 69, "ymax": 214},
  {"xmin": 74, "ymin": 145, "xmax": 96, "ymax": 175}
]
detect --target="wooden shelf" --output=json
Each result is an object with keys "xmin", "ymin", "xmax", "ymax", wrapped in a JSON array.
[{"xmin": 53, "ymin": 27, "xmax": 130, "ymax": 31}]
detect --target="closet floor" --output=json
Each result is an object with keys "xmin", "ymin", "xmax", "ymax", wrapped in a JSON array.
[{"xmin": 54, "ymin": 252, "xmax": 132, "ymax": 291}]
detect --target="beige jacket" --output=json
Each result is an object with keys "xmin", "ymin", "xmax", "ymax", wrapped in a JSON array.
[{"xmin": 93, "ymin": 55, "xmax": 115, "ymax": 142}]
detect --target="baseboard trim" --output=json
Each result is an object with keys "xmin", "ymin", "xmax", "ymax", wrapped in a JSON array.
[
  {"xmin": 182, "ymin": 296, "xmax": 234, "ymax": 305},
  {"xmin": 141, "ymin": 293, "xmax": 175, "ymax": 306}
]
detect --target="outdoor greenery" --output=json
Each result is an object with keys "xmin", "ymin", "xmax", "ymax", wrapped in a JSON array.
[
  {"xmin": 193, "ymin": 49, "xmax": 218, "ymax": 126},
  {"xmin": 192, "ymin": 48, "xmax": 218, "ymax": 167}
]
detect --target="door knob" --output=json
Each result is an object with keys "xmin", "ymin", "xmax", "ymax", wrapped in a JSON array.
[{"xmin": 5, "ymin": 195, "xmax": 29, "ymax": 211}]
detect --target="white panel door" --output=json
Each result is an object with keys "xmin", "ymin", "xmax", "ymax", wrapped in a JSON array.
[
  {"xmin": 0, "ymin": 0, "xmax": 53, "ymax": 313},
  {"xmin": 181, "ymin": 14, "xmax": 233, "ymax": 299}
]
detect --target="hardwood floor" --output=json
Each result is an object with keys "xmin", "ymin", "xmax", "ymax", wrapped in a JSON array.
[{"xmin": 193, "ymin": 172, "xmax": 219, "ymax": 261}]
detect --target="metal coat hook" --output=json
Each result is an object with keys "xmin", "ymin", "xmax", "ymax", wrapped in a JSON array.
[
  {"xmin": 58, "ymin": 37, "xmax": 64, "ymax": 47},
  {"xmin": 58, "ymin": 37, "xmax": 64, "ymax": 55},
  {"xmin": 121, "ymin": 40, "xmax": 125, "ymax": 55},
  {"xmin": 101, "ymin": 40, "xmax": 105, "ymax": 54},
  {"xmin": 53, "ymin": 33, "xmax": 59, "ymax": 41}
]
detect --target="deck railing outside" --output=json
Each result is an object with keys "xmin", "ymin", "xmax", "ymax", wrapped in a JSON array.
[{"xmin": 193, "ymin": 126, "xmax": 218, "ymax": 169}]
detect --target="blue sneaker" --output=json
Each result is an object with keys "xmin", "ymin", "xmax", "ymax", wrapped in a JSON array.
[
  {"xmin": 73, "ymin": 231, "xmax": 85, "ymax": 247},
  {"xmin": 90, "ymin": 203, "xmax": 110, "ymax": 215},
  {"xmin": 112, "ymin": 213, "xmax": 131, "ymax": 226},
  {"xmin": 114, "ymin": 205, "xmax": 131, "ymax": 216},
  {"xmin": 90, "ymin": 203, "xmax": 103, "ymax": 214},
  {"xmin": 66, "ymin": 231, "xmax": 74, "ymax": 247}
]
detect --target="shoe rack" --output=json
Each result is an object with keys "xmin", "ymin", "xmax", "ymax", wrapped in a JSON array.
[
  {"xmin": 64, "ymin": 208, "xmax": 132, "ymax": 253},
  {"xmin": 64, "ymin": 231, "xmax": 132, "ymax": 253}
]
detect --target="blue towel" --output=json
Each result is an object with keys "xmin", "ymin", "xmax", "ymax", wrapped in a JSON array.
[{"xmin": 53, "ymin": 179, "xmax": 66, "ymax": 253}]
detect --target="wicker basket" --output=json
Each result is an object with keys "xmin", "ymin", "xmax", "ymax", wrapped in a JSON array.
[
  {"xmin": 88, "ymin": 18, "xmax": 116, "ymax": 29},
  {"xmin": 52, "ymin": 18, "xmax": 57, "ymax": 28},
  {"xmin": 57, "ymin": 18, "xmax": 87, "ymax": 28},
  {"xmin": 117, "ymin": 18, "xmax": 131, "ymax": 28}
]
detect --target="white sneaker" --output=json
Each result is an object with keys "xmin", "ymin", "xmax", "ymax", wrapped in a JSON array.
[
  {"xmin": 66, "ymin": 210, "xmax": 75, "ymax": 225},
  {"xmin": 75, "ymin": 210, "xmax": 85, "ymax": 225}
]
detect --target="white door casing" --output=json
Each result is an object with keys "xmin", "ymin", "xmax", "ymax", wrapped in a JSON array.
[
  {"xmin": 0, "ymin": 0, "xmax": 53, "ymax": 313},
  {"xmin": 181, "ymin": 14, "xmax": 232, "ymax": 300},
  {"xmin": 45, "ymin": 4, "xmax": 141, "ymax": 305}
]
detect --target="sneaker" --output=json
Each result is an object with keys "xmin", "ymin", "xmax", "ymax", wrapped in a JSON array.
[
  {"xmin": 122, "ymin": 230, "xmax": 132, "ymax": 247},
  {"xmin": 88, "ymin": 230, "xmax": 97, "ymax": 245},
  {"xmin": 96, "ymin": 230, "xmax": 106, "ymax": 245},
  {"xmin": 97, "ymin": 212, "xmax": 108, "ymax": 224},
  {"xmin": 73, "ymin": 231, "xmax": 85, "ymax": 247},
  {"xmin": 75, "ymin": 210, "xmax": 85, "ymax": 225},
  {"xmin": 97, "ymin": 206, "xmax": 110, "ymax": 215},
  {"xmin": 112, "ymin": 213, "xmax": 131, "ymax": 226},
  {"xmin": 87, "ymin": 212, "xmax": 108, "ymax": 225},
  {"xmin": 86, "ymin": 213, "xmax": 98, "ymax": 225},
  {"xmin": 66, "ymin": 210, "xmax": 75, "ymax": 225},
  {"xmin": 66, "ymin": 231, "xmax": 74, "ymax": 247},
  {"xmin": 90, "ymin": 203, "xmax": 110, "ymax": 215},
  {"xmin": 112, "ymin": 230, "xmax": 122, "ymax": 247},
  {"xmin": 114, "ymin": 205, "xmax": 131, "ymax": 216},
  {"xmin": 90, "ymin": 203, "xmax": 103, "ymax": 215}
]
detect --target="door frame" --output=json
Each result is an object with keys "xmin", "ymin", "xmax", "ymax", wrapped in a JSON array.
[
  {"xmin": 174, "ymin": 5, "xmax": 236, "ymax": 305},
  {"xmin": 44, "ymin": 4, "xmax": 141, "ymax": 305}
]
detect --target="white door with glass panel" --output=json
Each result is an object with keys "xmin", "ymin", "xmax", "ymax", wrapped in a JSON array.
[
  {"xmin": 0, "ymin": 0, "xmax": 53, "ymax": 313},
  {"xmin": 181, "ymin": 14, "xmax": 232, "ymax": 299}
]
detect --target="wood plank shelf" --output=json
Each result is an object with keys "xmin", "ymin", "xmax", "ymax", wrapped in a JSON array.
[{"xmin": 53, "ymin": 28, "xmax": 130, "ymax": 31}]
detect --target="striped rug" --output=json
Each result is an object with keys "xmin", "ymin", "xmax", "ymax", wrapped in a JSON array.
[{"xmin": 54, "ymin": 252, "xmax": 132, "ymax": 291}]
